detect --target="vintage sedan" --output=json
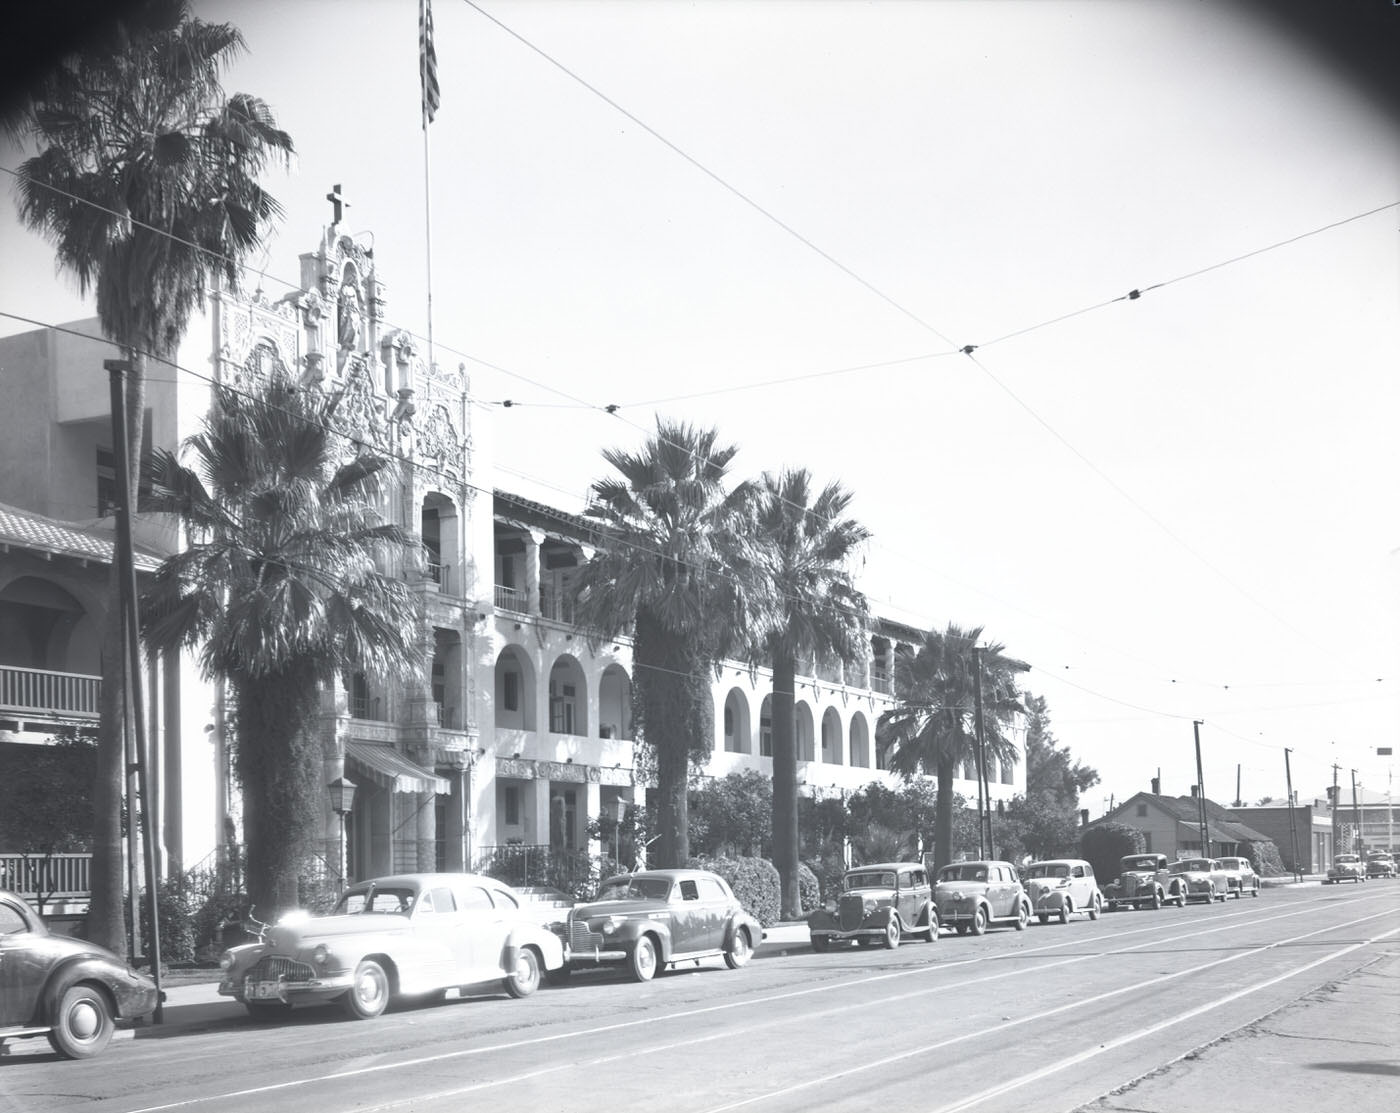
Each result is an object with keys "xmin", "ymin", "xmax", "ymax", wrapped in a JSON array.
[
  {"xmin": 1215, "ymin": 856, "xmax": 1260, "ymax": 897},
  {"xmin": 0, "ymin": 889, "xmax": 159, "ymax": 1058},
  {"xmin": 934, "ymin": 861, "xmax": 1030, "ymax": 935},
  {"xmin": 808, "ymin": 862, "xmax": 938, "ymax": 950},
  {"xmin": 1103, "ymin": 853, "xmax": 1188, "ymax": 911},
  {"xmin": 218, "ymin": 873, "xmax": 565, "ymax": 1019},
  {"xmin": 1365, "ymin": 853, "xmax": 1396, "ymax": 879},
  {"xmin": 1167, "ymin": 858, "xmax": 1230, "ymax": 903},
  {"xmin": 1326, "ymin": 854, "xmax": 1367, "ymax": 884},
  {"xmin": 1023, "ymin": 859, "xmax": 1102, "ymax": 924},
  {"xmin": 555, "ymin": 869, "xmax": 762, "ymax": 982}
]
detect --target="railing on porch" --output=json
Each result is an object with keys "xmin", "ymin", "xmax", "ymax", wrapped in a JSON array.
[
  {"xmin": 0, "ymin": 852, "xmax": 92, "ymax": 901},
  {"xmin": 472, "ymin": 844, "xmax": 601, "ymax": 899},
  {"xmin": 495, "ymin": 584, "xmax": 527, "ymax": 612},
  {"xmin": 0, "ymin": 665, "xmax": 101, "ymax": 719}
]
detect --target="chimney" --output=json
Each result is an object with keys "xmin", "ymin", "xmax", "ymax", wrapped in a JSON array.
[
  {"xmin": 1190, "ymin": 784, "xmax": 1199, "ymax": 797},
  {"xmin": 1151, "ymin": 776, "xmax": 1161, "ymax": 795},
  {"xmin": 1079, "ymin": 808, "xmax": 1089, "ymax": 827}
]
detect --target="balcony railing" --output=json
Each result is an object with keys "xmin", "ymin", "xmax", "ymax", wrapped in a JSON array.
[
  {"xmin": 0, "ymin": 852, "xmax": 92, "ymax": 900},
  {"xmin": 0, "ymin": 665, "xmax": 101, "ymax": 719},
  {"xmin": 540, "ymin": 588, "xmax": 576, "ymax": 625},
  {"xmin": 495, "ymin": 584, "xmax": 528, "ymax": 612}
]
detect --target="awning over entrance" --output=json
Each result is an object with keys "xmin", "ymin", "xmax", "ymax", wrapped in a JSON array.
[{"xmin": 346, "ymin": 742, "xmax": 450, "ymax": 795}]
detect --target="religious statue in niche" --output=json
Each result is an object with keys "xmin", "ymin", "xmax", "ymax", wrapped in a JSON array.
[{"xmin": 337, "ymin": 281, "xmax": 362, "ymax": 351}]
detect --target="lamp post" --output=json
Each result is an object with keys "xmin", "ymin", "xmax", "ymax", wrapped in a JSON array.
[{"xmin": 328, "ymin": 776, "xmax": 358, "ymax": 891}]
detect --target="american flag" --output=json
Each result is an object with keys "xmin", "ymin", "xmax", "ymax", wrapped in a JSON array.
[{"xmin": 420, "ymin": 0, "xmax": 441, "ymax": 125}]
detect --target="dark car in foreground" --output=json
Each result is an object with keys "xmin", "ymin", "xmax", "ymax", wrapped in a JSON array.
[
  {"xmin": 556, "ymin": 869, "xmax": 762, "ymax": 982},
  {"xmin": 0, "ymin": 889, "xmax": 159, "ymax": 1058},
  {"xmin": 1326, "ymin": 854, "xmax": 1366, "ymax": 884},
  {"xmin": 807, "ymin": 862, "xmax": 938, "ymax": 950},
  {"xmin": 1103, "ymin": 853, "xmax": 1188, "ymax": 911},
  {"xmin": 1365, "ymin": 853, "xmax": 1395, "ymax": 879}
]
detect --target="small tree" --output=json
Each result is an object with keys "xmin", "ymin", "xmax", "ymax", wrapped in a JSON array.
[
  {"xmin": 688, "ymin": 771, "xmax": 772, "ymax": 858},
  {"xmin": 1080, "ymin": 822, "xmax": 1145, "ymax": 884}
]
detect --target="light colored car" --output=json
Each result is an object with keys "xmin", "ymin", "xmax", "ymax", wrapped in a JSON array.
[
  {"xmin": 218, "ymin": 873, "xmax": 565, "ymax": 1019},
  {"xmin": 1364, "ymin": 853, "xmax": 1395, "ymax": 879},
  {"xmin": 1167, "ymin": 858, "xmax": 1230, "ymax": 903},
  {"xmin": 1326, "ymin": 854, "xmax": 1366, "ymax": 884},
  {"xmin": 0, "ymin": 889, "xmax": 159, "ymax": 1058},
  {"xmin": 1023, "ymin": 859, "xmax": 1103, "ymax": 924},
  {"xmin": 1103, "ymin": 853, "xmax": 1188, "ymax": 911},
  {"xmin": 934, "ymin": 861, "xmax": 1030, "ymax": 935},
  {"xmin": 556, "ymin": 869, "xmax": 763, "ymax": 982},
  {"xmin": 807, "ymin": 862, "xmax": 938, "ymax": 950},
  {"xmin": 1215, "ymin": 856, "xmax": 1260, "ymax": 898}
]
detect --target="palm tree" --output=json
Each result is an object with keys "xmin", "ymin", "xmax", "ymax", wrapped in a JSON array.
[
  {"xmin": 572, "ymin": 419, "xmax": 756, "ymax": 869},
  {"xmin": 5, "ymin": 0, "xmax": 292, "ymax": 954},
  {"xmin": 142, "ymin": 369, "xmax": 421, "ymax": 918},
  {"xmin": 750, "ymin": 469, "xmax": 870, "ymax": 918},
  {"xmin": 879, "ymin": 624, "xmax": 1027, "ymax": 871}
]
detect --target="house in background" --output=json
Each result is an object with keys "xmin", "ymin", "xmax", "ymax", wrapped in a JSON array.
[
  {"xmin": 1094, "ymin": 790, "xmax": 1275, "ymax": 861},
  {"xmin": 1229, "ymin": 799, "xmax": 1333, "ymax": 874}
]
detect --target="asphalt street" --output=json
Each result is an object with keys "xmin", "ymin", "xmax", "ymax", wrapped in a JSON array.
[{"xmin": 1, "ymin": 879, "xmax": 1396, "ymax": 1113}]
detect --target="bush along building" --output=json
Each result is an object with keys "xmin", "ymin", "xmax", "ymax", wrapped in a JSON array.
[{"xmin": 0, "ymin": 218, "xmax": 1026, "ymax": 900}]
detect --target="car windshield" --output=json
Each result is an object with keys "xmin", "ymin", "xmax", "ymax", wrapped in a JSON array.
[
  {"xmin": 1025, "ymin": 864, "xmax": 1069, "ymax": 879},
  {"xmin": 939, "ymin": 865, "xmax": 989, "ymax": 883},
  {"xmin": 335, "ymin": 886, "xmax": 417, "ymax": 915},
  {"xmin": 846, "ymin": 871, "xmax": 896, "ymax": 889},
  {"xmin": 1336, "ymin": 855, "xmax": 1360, "ymax": 864},
  {"xmin": 1170, "ymin": 860, "xmax": 1211, "ymax": 874},
  {"xmin": 1122, "ymin": 857, "xmax": 1160, "ymax": 871},
  {"xmin": 595, "ymin": 877, "xmax": 672, "ymax": 901},
  {"xmin": 1219, "ymin": 859, "xmax": 1244, "ymax": 869}
]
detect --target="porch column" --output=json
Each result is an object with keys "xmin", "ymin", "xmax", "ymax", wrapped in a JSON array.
[
  {"xmin": 530, "ymin": 778, "xmax": 552, "ymax": 847},
  {"xmin": 524, "ymin": 529, "xmax": 543, "ymax": 616},
  {"xmin": 416, "ymin": 789, "xmax": 435, "ymax": 871}
]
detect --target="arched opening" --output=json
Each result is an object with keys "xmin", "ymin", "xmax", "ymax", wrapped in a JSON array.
[
  {"xmin": 723, "ymin": 688, "xmax": 751, "ymax": 753},
  {"xmin": 420, "ymin": 492, "xmax": 459, "ymax": 595},
  {"xmin": 759, "ymin": 695, "xmax": 773, "ymax": 757},
  {"xmin": 875, "ymin": 711, "xmax": 896, "ymax": 770},
  {"xmin": 598, "ymin": 663, "xmax": 632, "ymax": 740},
  {"xmin": 494, "ymin": 645, "xmax": 537, "ymax": 730},
  {"xmin": 796, "ymin": 702, "xmax": 815, "ymax": 762},
  {"xmin": 820, "ymin": 707, "xmax": 843, "ymax": 765},
  {"xmin": 547, "ymin": 654, "xmax": 588, "ymax": 737},
  {"xmin": 849, "ymin": 712, "xmax": 871, "ymax": 768}
]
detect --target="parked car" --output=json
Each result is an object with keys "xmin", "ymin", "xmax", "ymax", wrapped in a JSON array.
[
  {"xmin": 1365, "ymin": 853, "xmax": 1395, "ymax": 879},
  {"xmin": 0, "ymin": 888, "xmax": 159, "ymax": 1058},
  {"xmin": 555, "ymin": 869, "xmax": 763, "ymax": 982},
  {"xmin": 1215, "ymin": 856, "xmax": 1260, "ymax": 898},
  {"xmin": 1326, "ymin": 854, "xmax": 1367, "ymax": 884},
  {"xmin": 1023, "ymin": 859, "xmax": 1103, "ymax": 924},
  {"xmin": 933, "ymin": 861, "xmax": 1030, "ymax": 935},
  {"xmin": 218, "ymin": 873, "xmax": 566, "ymax": 1019},
  {"xmin": 807, "ymin": 862, "xmax": 938, "ymax": 950},
  {"xmin": 1103, "ymin": 853, "xmax": 1188, "ymax": 911},
  {"xmin": 1168, "ymin": 858, "xmax": 1230, "ymax": 903}
]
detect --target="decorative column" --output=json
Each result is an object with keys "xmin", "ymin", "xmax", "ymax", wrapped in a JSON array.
[{"xmin": 525, "ymin": 529, "xmax": 543, "ymax": 616}]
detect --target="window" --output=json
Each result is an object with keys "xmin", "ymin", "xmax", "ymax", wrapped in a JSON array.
[
  {"xmin": 0, "ymin": 903, "xmax": 26, "ymax": 934},
  {"xmin": 760, "ymin": 713, "xmax": 772, "ymax": 757},
  {"xmin": 503, "ymin": 671, "xmax": 520, "ymax": 712},
  {"xmin": 678, "ymin": 880, "xmax": 700, "ymax": 901},
  {"xmin": 429, "ymin": 886, "xmax": 455, "ymax": 912},
  {"xmin": 504, "ymin": 786, "xmax": 520, "ymax": 826},
  {"xmin": 1136, "ymin": 803, "xmax": 1148, "ymax": 817},
  {"xmin": 696, "ymin": 877, "xmax": 727, "ymax": 901},
  {"xmin": 459, "ymin": 886, "xmax": 493, "ymax": 911}
]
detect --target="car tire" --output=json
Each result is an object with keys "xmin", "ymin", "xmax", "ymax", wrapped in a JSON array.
[
  {"xmin": 725, "ymin": 927, "xmax": 753, "ymax": 969},
  {"xmin": 926, "ymin": 915, "xmax": 939, "ymax": 943},
  {"xmin": 969, "ymin": 906, "xmax": 988, "ymax": 936},
  {"xmin": 882, "ymin": 918, "xmax": 901, "ymax": 949},
  {"xmin": 1015, "ymin": 902, "xmax": 1029, "ymax": 931},
  {"xmin": 1151, "ymin": 890, "xmax": 1163, "ymax": 910},
  {"xmin": 244, "ymin": 1000, "xmax": 294, "ymax": 1020},
  {"xmin": 1175, "ymin": 891, "xmax": 1187, "ymax": 908},
  {"xmin": 810, "ymin": 935, "xmax": 830, "ymax": 953},
  {"xmin": 503, "ymin": 946, "xmax": 541, "ymax": 998},
  {"xmin": 628, "ymin": 935, "xmax": 658, "ymax": 982},
  {"xmin": 1089, "ymin": 894, "xmax": 1102, "ymax": 921},
  {"xmin": 1037, "ymin": 913, "xmax": 1050, "ymax": 925},
  {"xmin": 46, "ymin": 984, "xmax": 114, "ymax": 1059},
  {"xmin": 1058, "ymin": 901, "xmax": 1071, "ymax": 925},
  {"xmin": 341, "ymin": 959, "xmax": 391, "ymax": 1019},
  {"xmin": 1251, "ymin": 884, "xmax": 1259, "ymax": 898}
]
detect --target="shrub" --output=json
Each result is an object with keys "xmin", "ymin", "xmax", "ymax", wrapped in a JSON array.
[
  {"xmin": 689, "ymin": 855, "xmax": 781, "ymax": 926},
  {"xmin": 132, "ymin": 878, "xmax": 197, "ymax": 967},
  {"xmin": 796, "ymin": 861, "xmax": 822, "ymax": 914},
  {"xmin": 1242, "ymin": 839, "xmax": 1285, "ymax": 877},
  {"xmin": 807, "ymin": 852, "xmax": 849, "ymax": 903},
  {"xmin": 1080, "ymin": 822, "xmax": 1145, "ymax": 884}
]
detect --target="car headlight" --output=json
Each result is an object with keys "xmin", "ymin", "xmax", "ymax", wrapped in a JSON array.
[
  {"xmin": 599, "ymin": 915, "xmax": 626, "ymax": 935},
  {"xmin": 863, "ymin": 898, "xmax": 878, "ymax": 915},
  {"xmin": 312, "ymin": 943, "xmax": 330, "ymax": 966},
  {"xmin": 219, "ymin": 950, "xmax": 235, "ymax": 971}
]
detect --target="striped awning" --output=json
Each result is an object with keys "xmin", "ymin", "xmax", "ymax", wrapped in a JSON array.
[{"xmin": 346, "ymin": 742, "xmax": 450, "ymax": 795}]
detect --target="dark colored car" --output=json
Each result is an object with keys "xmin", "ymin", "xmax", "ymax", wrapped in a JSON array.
[
  {"xmin": 1103, "ymin": 853, "xmax": 1188, "ymax": 911},
  {"xmin": 1365, "ymin": 853, "xmax": 1395, "ymax": 879},
  {"xmin": 555, "ymin": 869, "xmax": 763, "ymax": 982},
  {"xmin": 807, "ymin": 862, "xmax": 938, "ymax": 950},
  {"xmin": 0, "ymin": 889, "xmax": 159, "ymax": 1058}
]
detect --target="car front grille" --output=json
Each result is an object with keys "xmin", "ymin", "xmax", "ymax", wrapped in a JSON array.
[
  {"xmin": 247, "ymin": 956, "xmax": 315, "ymax": 983},
  {"xmin": 838, "ymin": 895, "xmax": 867, "ymax": 932},
  {"xmin": 568, "ymin": 921, "xmax": 605, "ymax": 953}
]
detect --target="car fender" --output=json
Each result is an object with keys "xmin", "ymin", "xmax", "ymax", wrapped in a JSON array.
[
  {"xmin": 865, "ymin": 905, "xmax": 897, "ymax": 928},
  {"xmin": 35, "ymin": 958, "xmax": 123, "ymax": 1025},
  {"xmin": 616, "ymin": 917, "xmax": 674, "ymax": 962},
  {"xmin": 723, "ymin": 916, "xmax": 759, "ymax": 952},
  {"xmin": 505, "ymin": 924, "xmax": 565, "ymax": 971}
]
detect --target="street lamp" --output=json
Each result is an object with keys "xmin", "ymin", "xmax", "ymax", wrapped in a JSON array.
[{"xmin": 328, "ymin": 776, "xmax": 358, "ymax": 890}]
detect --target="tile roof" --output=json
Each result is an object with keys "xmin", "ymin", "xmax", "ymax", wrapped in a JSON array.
[{"xmin": 0, "ymin": 502, "xmax": 162, "ymax": 572}]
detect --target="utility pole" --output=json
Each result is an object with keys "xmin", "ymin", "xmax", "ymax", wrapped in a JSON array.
[
  {"xmin": 1234, "ymin": 763, "xmax": 1242, "ymax": 808},
  {"xmin": 1284, "ymin": 748, "xmax": 1302, "ymax": 881},
  {"xmin": 1193, "ymin": 720, "xmax": 1210, "ymax": 856},
  {"xmin": 1351, "ymin": 770, "xmax": 1363, "ymax": 856},
  {"xmin": 971, "ymin": 647, "xmax": 991, "ymax": 860},
  {"xmin": 1330, "ymin": 763, "xmax": 1340, "ymax": 865},
  {"xmin": 106, "ymin": 360, "xmax": 163, "ymax": 1023}
]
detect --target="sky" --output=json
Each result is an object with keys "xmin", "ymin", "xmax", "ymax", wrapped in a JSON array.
[{"xmin": 2, "ymin": 0, "xmax": 1398, "ymax": 816}]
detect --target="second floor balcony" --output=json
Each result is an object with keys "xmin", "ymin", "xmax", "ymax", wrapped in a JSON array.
[{"xmin": 0, "ymin": 665, "xmax": 100, "ymax": 725}]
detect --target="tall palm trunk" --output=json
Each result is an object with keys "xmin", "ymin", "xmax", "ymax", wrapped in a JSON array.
[
  {"xmin": 770, "ymin": 647, "xmax": 800, "ymax": 918},
  {"xmin": 88, "ymin": 349, "xmax": 147, "ymax": 958},
  {"xmin": 236, "ymin": 666, "xmax": 322, "ymax": 918},
  {"xmin": 934, "ymin": 751, "xmax": 957, "ymax": 871}
]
